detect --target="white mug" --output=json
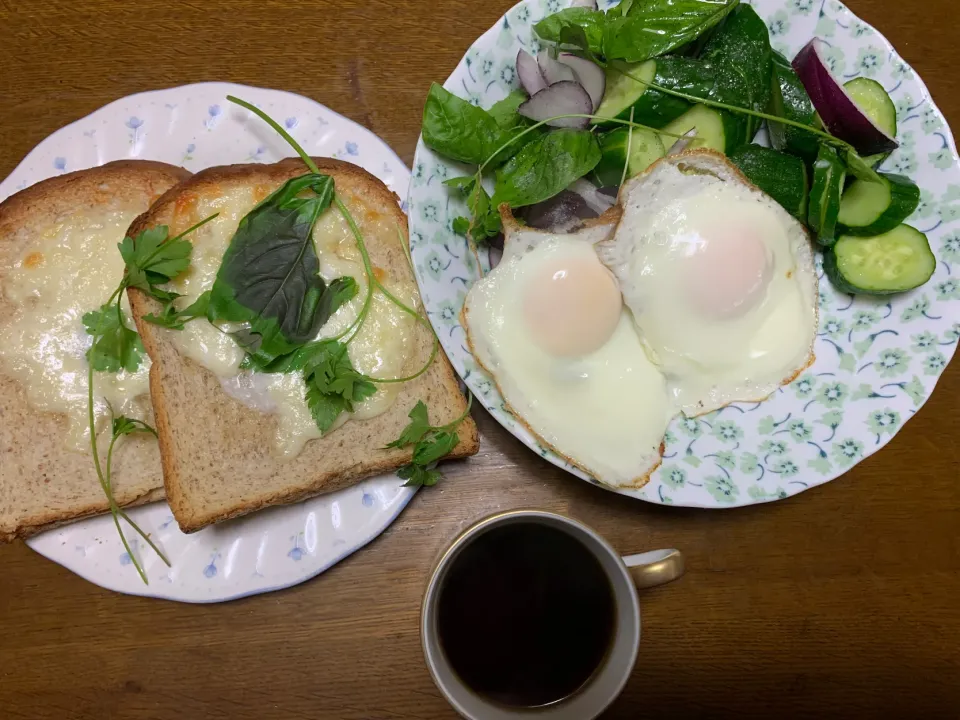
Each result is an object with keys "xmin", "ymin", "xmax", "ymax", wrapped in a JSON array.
[{"xmin": 420, "ymin": 509, "xmax": 684, "ymax": 720}]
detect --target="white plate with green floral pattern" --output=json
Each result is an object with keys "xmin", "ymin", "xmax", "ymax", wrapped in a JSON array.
[{"xmin": 407, "ymin": 0, "xmax": 960, "ymax": 508}]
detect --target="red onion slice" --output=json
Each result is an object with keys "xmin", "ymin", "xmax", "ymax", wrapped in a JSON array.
[
  {"xmin": 667, "ymin": 128, "xmax": 699, "ymax": 155},
  {"xmin": 557, "ymin": 53, "xmax": 606, "ymax": 111},
  {"xmin": 518, "ymin": 81, "xmax": 593, "ymax": 128},
  {"xmin": 568, "ymin": 178, "xmax": 616, "ymax": 215},
  {"xmin": 538, "ymin": 52, "xmax": 577, "ymax": 86},
  {"xmin": 519, "ymin": 190, "xmax": 598, "ymax": 234},
  {"xmin": 792, "ymin": 40, "xmax": 898, "ymax": 157},
  {"xmin": 516, "ymin": 49, "xmax": 547, "ymax": 96}
]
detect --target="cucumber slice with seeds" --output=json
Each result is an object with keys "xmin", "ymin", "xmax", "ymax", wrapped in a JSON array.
[
  {"xmin": 844, "ymin": 78, "xmax": 897, "ymax": 167},
  {"xmin": 838, "ymin": 174, "xmax": 920, "ymax": 236},
  {"xmin": 659, "ymin": 104, "xmax": 746, "ymax": 155},
  {"xmin": 808, "ymin": 144, "xmax": 846, "ymax": 246},
  {"xmin": 591, "ymin": 127, "xmax": 665, "ymax": 186},
  {"xmin": 824, "ymin": 225, "xmax": 935, "ymax": 295}
]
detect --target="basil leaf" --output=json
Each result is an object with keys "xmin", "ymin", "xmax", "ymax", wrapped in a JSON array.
[
  {"xmin": 493, "ymin": 130, "xmax": 601, "ymax": 209},
  {"xmin": 82, "ymin": 304, "xmax": 144, "ymax": 373},
  {"xmin": 534, "ymin": 8, "xmax": 605, "ymax": 57},
  {"xmin": 700, "ymin": 4, "xmax": 771, "ymax": 138},
  {"xmin": 208, "ymin": 173, "xmax": 336, "ymax": 359},
  {"xmin": 422, "ymin": 84, "xmax": 514, "ymax": 167},
  {"xmin": 603, "ymin": 0, "xmax": 740, "ymax": 63}
]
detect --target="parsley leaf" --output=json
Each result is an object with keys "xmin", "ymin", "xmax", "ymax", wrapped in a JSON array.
[
  {"xmin": 413, "ymin": 430, "xmax": 459, "ymax": 466},
  {"xmin": 119, "ymin": 226, "xmax": 193, "ymax": 297},
  {"xmin": 111, "ymin": 415, "xmax": 158, "ymax": 438},
  {"xmin": 143, "ymin": 290, "xmax": 212, "ymax": 330},
  {"xmin": 386, "ymin": 400, "xmax": 432, "ymax": 448},
  {"xmin": 397, "ymin": 463, "xmax": 442, "ymax": 488},
  {"xmin": 301, "ymin": 340, "xmax": 377, "ymax": 433},
  {"xmin": 452, "ymin": 216, "xmax": 470, "ymax": 236},
  {"xmin": 82, "ymin": 304, "xmax": 144, "ymax": 373}
]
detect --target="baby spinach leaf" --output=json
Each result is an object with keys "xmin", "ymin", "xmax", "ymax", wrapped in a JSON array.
[
  {"xmin": 603, "ymin": 0, "xmax": 740, "ymax": 63},
  {"xmin": 534, "ymin": 7, "xmax": 605, "ymax": 57},
  {"xmin": 143, "ymin": 290, "xmax": 212, "ymax": 330},
  {"xmin": 422, "ymin": 84, "xmax": 515, "ymax": 167},
  {"xmin": 700, "ymin": 3, "xmax": 771, "ymax": 138},
  {"xmin": 82, "ymin": 304, "xmax": 144, "ymax": 373},
  {"xmin": 493, "ymin": 130, "xmax": 601, "ymax": 209},
  {"xmin": 208, "ymin": 173, "xmax": 339, "ymax": 361}
]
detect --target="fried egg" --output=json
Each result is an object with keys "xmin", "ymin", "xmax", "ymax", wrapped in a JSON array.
[
  {"xmin": 597, "ymin": 152, "xmax": 818, "ymax": 416},
  {"xmin": 463, "ymin": 213, "xmax": 672, "ymax": 487}
]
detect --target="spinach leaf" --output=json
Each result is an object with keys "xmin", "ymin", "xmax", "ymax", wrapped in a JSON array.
[
  {"xmin": 421, "ymin": 84, "xmax": 515, "ymax": 167},
  {"xmin": 82, "ymin": 304, "xmax": 144, "ymax": 373},
  {"xmin": 602, "ymin": 0, "xmax": 740, "ymax": 63},
  {"xmin": 533, "ymin": 7, "xmax": 605, "ymax": 57},
  {"xmin": 492, "ymin": 130, "xmax": 601, "ymax": 209},
  {"xmin": 769, "ymin": 50, "xmax": 819, "ymax": 161},
  {"xmin": 488, "ymin": 90, "xmax": 527, "ymax": 129},
  {"xmin": 207, "ymin": 173, "xmax": 349, "ymax": 362},
  {"xmin": 700, "ymin": 4, "xmax": 771, "ymax": 139}
]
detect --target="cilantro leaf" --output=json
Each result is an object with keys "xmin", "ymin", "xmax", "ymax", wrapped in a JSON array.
[
  {"xmin": 143, "ymin": 291, "xmax": 212, "ymax": 330},
  {"xmin": 413, "ymin": 430, "xmax": 459, "ymax": 466},
  {"xmin": 82, "ymin": 304, "xmax": 144, "ymax": 373},
  {"xmin": 386, "ymin": 400, "xmax": 431, "ymax": 449},
  {"xmin": 397, "ymin": 463, "xmax": 442, "ymax": 488}
]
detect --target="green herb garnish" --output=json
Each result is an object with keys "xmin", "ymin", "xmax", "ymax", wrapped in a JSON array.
[
  {"xmin": 388, "ymin": 397, "xmax": 473, "ymax": 488},
  {"xmin": 84, "ymin": 214, "xmax": 216, "ymax": 584}
]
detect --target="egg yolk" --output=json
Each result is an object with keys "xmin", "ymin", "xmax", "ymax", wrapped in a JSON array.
[
  {"xmin": 522, "ymin": 252, "xmax": 622, "ymax": 357},
  {"xmin": 684, "ymin": 225, "xmax": 772, "ymax": 319}
]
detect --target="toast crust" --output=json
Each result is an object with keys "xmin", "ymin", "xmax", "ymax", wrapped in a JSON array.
[
  {"xmin": 128, "ymin": 157, "xmax": 478, "ymax": 533},
  {"xmin": 0, "ymin": 161, "xmax": 191, "ymax": 542}
]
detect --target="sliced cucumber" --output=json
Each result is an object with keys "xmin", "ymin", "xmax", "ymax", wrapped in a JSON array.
[
  {"xmin": 728, "ymin": 144, "xmax": 809, "ymax": 220},
  {"xmin": 591, "ymin": 127, "xmax": 665, "ymax": 186},
  {"xmin": 594, "ymin": 57, "xmax": 710, "ymax": 129},
  {"xmin": 659, "ymin": 104, "xmax": 746, "ymax": 155},
  {"xmin": 844, "ymin": 78, "xmax": 897, "ymax": 167},
  {"xmin": 808, "ymin": 144, "xmax": 846, "ymax": 246},
  {"xmin": 838, "ymin": 173, "xmax": 920, "ymax": 236},
  {"xmin": 824, "ymin": 225, "xmax": 935, "ymax": 295}
]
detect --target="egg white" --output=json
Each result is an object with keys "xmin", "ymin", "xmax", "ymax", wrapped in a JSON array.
[
  {"xmin": 598, "ymin": 152, "xmax": 818, "ymax": 416},
  {"xmin": 463, "ymin": 231, "xmax": 672, "ymax": 487}
]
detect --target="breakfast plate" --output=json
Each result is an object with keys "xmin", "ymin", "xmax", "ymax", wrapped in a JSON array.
[
  {"xmin": 1, "ymin": 82, "xmax": 415, "ymax": 602},
  {"xmin": 407, "ymin": 0, "xmax": 960, "ymax": 507}
]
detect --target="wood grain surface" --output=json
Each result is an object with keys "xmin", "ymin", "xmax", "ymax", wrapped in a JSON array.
[{"xmin": 1, "ymin": 1, "xmax": 959, "ymax": 718}]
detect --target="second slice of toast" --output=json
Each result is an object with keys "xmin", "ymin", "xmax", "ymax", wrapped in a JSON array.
[{"xmin": 128, "ymin": 157, "xmax": 478, "ymax": 533}]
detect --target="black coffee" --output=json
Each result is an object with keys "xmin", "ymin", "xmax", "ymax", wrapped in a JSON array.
[{"xmin": 436, "ymin": 522, "xmax": 616, "ymax": 708}]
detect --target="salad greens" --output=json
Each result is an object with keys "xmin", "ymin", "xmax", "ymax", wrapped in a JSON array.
[{"xmin": 388, "ymin": 397, "xmax": 473, "ymax": 488}]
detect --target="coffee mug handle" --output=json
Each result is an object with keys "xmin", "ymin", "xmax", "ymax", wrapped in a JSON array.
[{"xmin": 621, "ymin": 549, "xmax": 685, "ymax": 589}]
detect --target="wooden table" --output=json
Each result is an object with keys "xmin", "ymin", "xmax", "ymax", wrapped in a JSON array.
[{"xmin": 1, "ymin": 1, "xmax": 959, "ymax": 717}]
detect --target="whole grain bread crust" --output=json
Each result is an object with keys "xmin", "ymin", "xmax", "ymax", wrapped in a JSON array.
[
  {"xmin": 0, "ymin": 161, "xmax": 191, "ymax": 542},
  {"xmin": 128, "ymin": 157, "xmax": 478, "ymax": 533}
]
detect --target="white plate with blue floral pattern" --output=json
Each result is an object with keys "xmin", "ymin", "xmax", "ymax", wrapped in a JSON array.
[
  {"xmin": 407, "ymin": 0, "xmax": 960, "ymax": 508},
  {"xmin": 0, "ymin": 82, "xmax": 413, "ymax": 602}
]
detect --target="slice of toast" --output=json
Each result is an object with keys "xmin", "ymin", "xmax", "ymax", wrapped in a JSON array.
[
  {"xmin": 128, "ymin": 157, "xmax": 478, "ymax": 533},
  {"xmin": 0, "ymin": 160, "xmax": 191, "ymax": 542}
]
